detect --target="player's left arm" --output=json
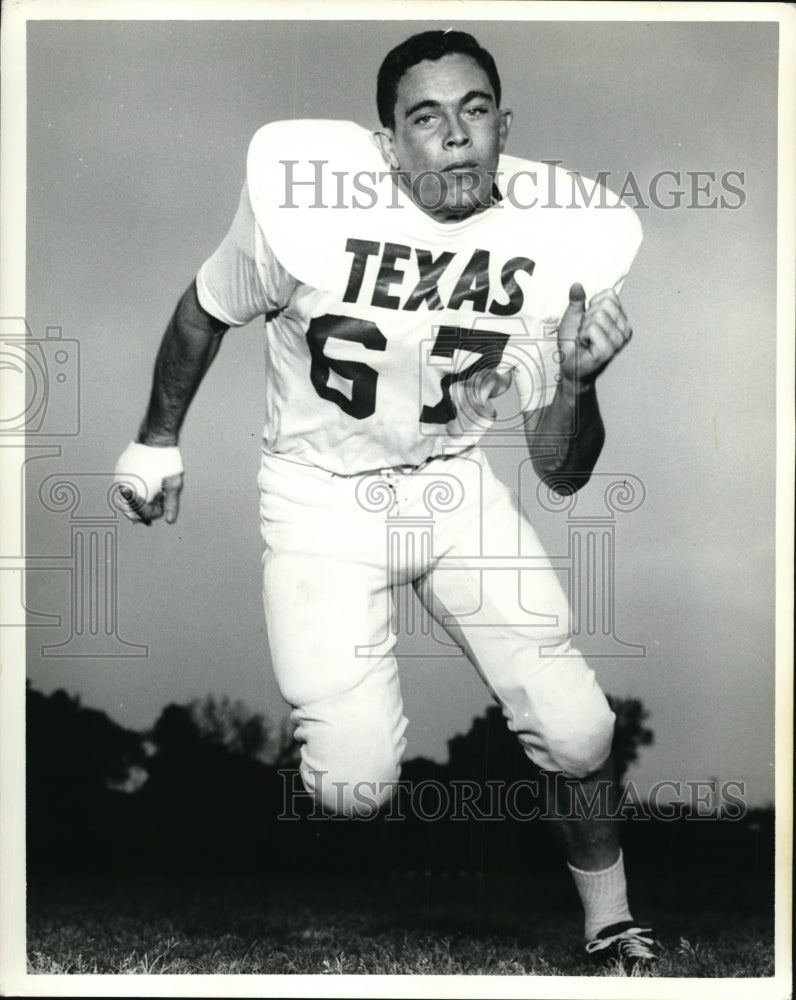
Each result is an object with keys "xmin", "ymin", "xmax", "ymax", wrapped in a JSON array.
[{"xmin": 524, "ymin": 282, "xmax": 632, "ymax": 494}]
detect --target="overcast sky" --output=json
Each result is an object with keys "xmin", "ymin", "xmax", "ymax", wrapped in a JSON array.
[{"xmin": 16, "ymin": 13, "xmax": 783, "ymax": 808}]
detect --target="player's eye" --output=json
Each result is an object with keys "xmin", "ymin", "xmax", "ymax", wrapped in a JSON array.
[
  {"xmin": 464, "ymin": 105, "xmax": 489, "ymax": 118},
  {"xmin": 413, "ymin": 114, "xmax": 436, "ymax": 126}
]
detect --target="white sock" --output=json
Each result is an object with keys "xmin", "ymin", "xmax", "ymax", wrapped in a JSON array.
[{"xmin": 568, "ymin": 849, "xmax": 633, "ymax": 940}]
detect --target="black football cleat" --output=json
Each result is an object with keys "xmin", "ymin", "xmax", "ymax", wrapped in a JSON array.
[{"xmin": 585, "ymin": 920, "xmax": 659, "ymax": 969}]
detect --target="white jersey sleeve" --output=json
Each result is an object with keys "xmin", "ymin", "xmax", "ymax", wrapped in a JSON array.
[{"xmin": 196, "ymin": 182, "xmax": 296, "ymax": 327}]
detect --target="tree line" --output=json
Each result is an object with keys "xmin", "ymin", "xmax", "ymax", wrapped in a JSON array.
[{"xmin": 26, "ymin": 682, "xmax": 772, "ymax": 883}]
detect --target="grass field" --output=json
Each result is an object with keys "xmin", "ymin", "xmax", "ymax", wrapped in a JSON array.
[{"xmin": 26, "ymin": 870, "xmax": 774, "ymax": 978}]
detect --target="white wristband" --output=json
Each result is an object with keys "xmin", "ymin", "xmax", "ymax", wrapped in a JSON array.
[{"xmin": 114, "ymin": 441, "xmax": 184, "ymax": 503}]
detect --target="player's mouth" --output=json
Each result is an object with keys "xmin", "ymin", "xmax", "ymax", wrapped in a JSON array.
[{"xmin": 443, "ymin": 161, "xmax": 480, "ymax": 173}]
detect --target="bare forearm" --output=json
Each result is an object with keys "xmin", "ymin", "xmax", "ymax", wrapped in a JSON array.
[
  {"xmin": 525, "ymin": 378, "xmax": 605, "ymax": 492},
  {"xmin": 137, "ymin": 281, "xmax": 229, "ymax": 446}
]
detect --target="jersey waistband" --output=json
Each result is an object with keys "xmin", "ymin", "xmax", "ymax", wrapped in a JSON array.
[
  {"xmin": 261, "ymin": 446, "xmax": 476, "ymax": 480},
  {"xmin": 332, "ymin": 447, "xmax": 476, "ymax": 479}
]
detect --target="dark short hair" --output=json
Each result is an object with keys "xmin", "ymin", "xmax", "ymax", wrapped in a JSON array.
[{"xmin": 377, "ymin": 30, "xmax": 502, "ymax": 129}]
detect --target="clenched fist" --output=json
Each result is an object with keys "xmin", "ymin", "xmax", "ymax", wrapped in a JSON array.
[{"xmin": 114, "ymin": 441, "xmax": 184, "ymax": 526}]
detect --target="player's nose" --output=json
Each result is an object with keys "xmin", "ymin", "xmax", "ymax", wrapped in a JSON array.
[{"xmin": 442, "ymin": 113, "xmax": 471, "ymax": 148}]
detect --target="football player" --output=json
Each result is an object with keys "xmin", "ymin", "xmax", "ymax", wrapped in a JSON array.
[{"xmin": 116, "ymin": 30, "xmax": 658, "ymax": 967}]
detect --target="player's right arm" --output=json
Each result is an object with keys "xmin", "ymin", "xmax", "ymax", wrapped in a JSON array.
[
  {"xmin": 138, "ymin": 280, "xmax": 229, "ymax": 450},
  {"xmin": 115, "ymin": 179, "xmax": 290, "ymax": 525},
  {"xmin": 116, "ymin": 281, "xmax": 229, "ymax": 525}
]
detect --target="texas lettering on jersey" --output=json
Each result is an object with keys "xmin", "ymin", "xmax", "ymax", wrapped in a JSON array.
[{"xmin": 342, "ymin": 238, "xmax": 535, "ymax": 317}]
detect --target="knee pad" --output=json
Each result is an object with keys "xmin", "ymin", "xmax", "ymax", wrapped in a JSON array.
[
  {"xmin": 291, "ymin": 691, "xmax": 407, "ymax": 818},
  {"xmin": 510, "ymin": 645, "xmax": 616, "ymax": 779},
  {"xmin": 543, "ymin": 692, "xmax": 616, "ymax": 778},
  {"xmin": 299, "ymin": 755, "xmax": 400, "ymax": 818}
]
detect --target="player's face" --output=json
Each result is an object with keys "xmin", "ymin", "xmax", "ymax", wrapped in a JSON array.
[{"xmin": 375, "ymin": 53, "xmax": 512, "ymax": 222}]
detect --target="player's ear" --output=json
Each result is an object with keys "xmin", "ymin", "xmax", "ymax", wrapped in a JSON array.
[
  {"xmin": 373, "ymin": 128, "xmax": 400, "ymax": 170},
  {"xmin": 498, "ymin": 108, "xmax": 513, "ymax": 152}
]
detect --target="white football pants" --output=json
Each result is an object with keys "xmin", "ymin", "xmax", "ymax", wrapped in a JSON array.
[{"xmin": 258, "ymin": 447, "xmax": 615, "ymax": 817}]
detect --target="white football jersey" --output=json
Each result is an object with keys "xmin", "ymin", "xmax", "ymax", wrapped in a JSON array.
[{"xmin": 197, "ymin": 120, "xmax": 642, "ymax": 476}]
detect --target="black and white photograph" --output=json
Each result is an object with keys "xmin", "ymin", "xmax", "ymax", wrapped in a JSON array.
[{"xmin": 1, "ymin": 2, "xmax": 793, "ymax": 996}]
